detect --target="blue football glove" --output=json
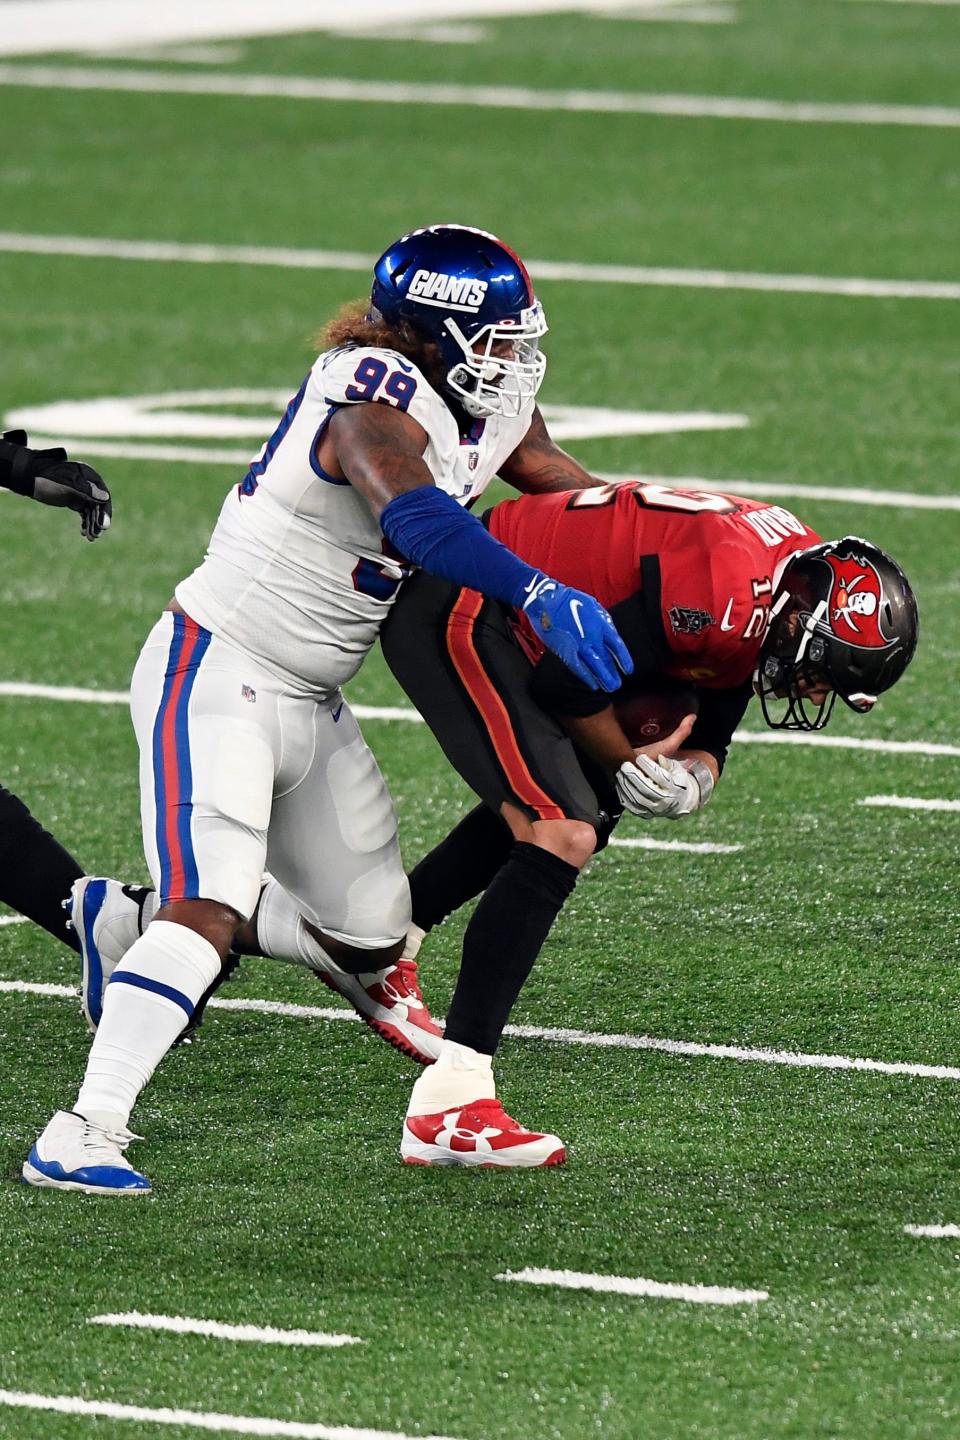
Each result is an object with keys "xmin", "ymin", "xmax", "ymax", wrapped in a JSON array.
[{"xmin": 520, "ymin": 574, "xmax": 633, "ymax": 692}]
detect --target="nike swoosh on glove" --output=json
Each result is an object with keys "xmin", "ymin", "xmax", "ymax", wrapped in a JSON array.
[{"xmin": 520, "ymin": 574, "xmax": 633, "ymax": 692}]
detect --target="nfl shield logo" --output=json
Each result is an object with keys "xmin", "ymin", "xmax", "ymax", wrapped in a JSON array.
[{"xmin": 241, "ymin": 684, "xmax": 256, "ymax": 703}]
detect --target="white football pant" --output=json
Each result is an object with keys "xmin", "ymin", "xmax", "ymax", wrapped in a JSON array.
[{"xmin": 129, "ymin": 611, "xmax": 410, "ymax": 947}]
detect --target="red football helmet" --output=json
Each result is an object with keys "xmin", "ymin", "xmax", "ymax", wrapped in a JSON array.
[{"xmin": 756, "ymin": 536, "xmax": 919, "ymax": 730}]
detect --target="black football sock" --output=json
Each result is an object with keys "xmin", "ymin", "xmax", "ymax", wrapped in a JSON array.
[
  {"xmin": 409, "ymin": 804, "xmax": 514, "ymax": 934},
  {"xmin": 0, "ymin": 786, "xmax": 83, "ymax": 952},
  {"xmin": 443, "ymin": 841, "xmax": 579, "ymax": 1057}
]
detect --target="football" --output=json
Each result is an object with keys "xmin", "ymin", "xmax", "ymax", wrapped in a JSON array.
[{"xmin": 613, "ymin": 680, "xmax": 699, "ymax": 748}]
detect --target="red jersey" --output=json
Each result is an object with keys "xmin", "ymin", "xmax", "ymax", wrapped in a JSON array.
[{"xmin": 488, "ymin": 481, "xmax": 822, "ymax": 689}]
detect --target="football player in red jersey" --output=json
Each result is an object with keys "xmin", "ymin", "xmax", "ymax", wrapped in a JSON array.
[{"xmin": 380, "ymin": 480, "xmax": 918, "ymax": 1167}]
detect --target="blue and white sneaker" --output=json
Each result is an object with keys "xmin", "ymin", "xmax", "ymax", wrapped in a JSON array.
[
  {"xmin": 67, "ymin": 877, "xmax": 152, "ymax": 1032},
  {"xmin": 22, "ymin": 1110, "xmax": 151, "ymax": 1195}
]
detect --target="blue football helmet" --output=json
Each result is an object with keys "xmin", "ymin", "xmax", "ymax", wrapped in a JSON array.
[{"xmin": 370, "ymin": 223, "xmax": 547, "ymax": 418}]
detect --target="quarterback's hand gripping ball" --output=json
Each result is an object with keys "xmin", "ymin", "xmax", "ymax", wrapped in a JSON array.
[
  {"xmin": 616, "ymin": 752, "xmax": 712, "ymax": 819},
  {"xmin": 614, "ymin": 709, "xmax": 713, "ymax": 819}
]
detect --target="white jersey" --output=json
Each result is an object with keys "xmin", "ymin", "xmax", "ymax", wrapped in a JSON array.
[{"xmin": 176, "ymin": 345, "xmax": 534, "ymax": 694}]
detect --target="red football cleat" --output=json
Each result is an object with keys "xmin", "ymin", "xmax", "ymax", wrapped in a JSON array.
[
  {"xmin": 401, "ymin": 1099, "xmax": 566, "ymax": 1168},
  {"xmin": 311, "ymin": 955, "xmax": 443, "ymax": 1065}
]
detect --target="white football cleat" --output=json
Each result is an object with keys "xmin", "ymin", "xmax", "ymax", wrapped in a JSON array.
[
  {"xmin": 401, "ymin": 1099, "xmax": 566, "ymax": 1168},
  {"xmin": 22, "ymin": 1110, "xmax": 151, "ymax": 1195},
  {"xmin": 67, "ymin": 876, "xmax": 151, "ymax": 1032},
  {"xmin": 310, "ymin": 954, "xmax": 443, "ymax": 1065}
]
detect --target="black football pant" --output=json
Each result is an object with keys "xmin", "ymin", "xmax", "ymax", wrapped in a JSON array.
[
  {"xmin": 0, "ymin": 785, "xmax": 82, "ymax": 952},
  {"xmin": 382, "ymin": 572, "xmax": 621, "ymax": 1056}
]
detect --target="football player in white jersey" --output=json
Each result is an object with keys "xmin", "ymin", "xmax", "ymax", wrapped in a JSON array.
[{"xmin": 24, "ymin": 224, "xmax": 632, "ymax": 1194}]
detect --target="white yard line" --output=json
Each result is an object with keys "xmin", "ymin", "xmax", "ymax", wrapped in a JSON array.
[
  {"xmin": 904, "ymin": 1225, "xmax": 960, "ymax": 1238},
  {"xmin": 730, "ymin": 731, "xmax": 960, "ymax": 760},
  {"xmin": 860, "ymin": 795, "xmax": 960, "ymax": 811},
  {"xmin": 0, "ymin": 915, "xmax": 28, "ymax": 927},
  {"xmin": 11, "ymin": 438, "xmax": 960, "ymax": 512},
  {"xmin": 1, "ymin": 66, "xmax": 959, "ymax": 129},
  {"xmin": 0, "ymin": 681, "xmax": 132, "ymax": 704},
  {"xmin": 88, "ymin": 1313, "xmax": 361, "ymax": 1347},
  {"xmin": 594, "ymin": 471, "xmax": 960, "ymax": 513},
  {"xmin": 842, "ymin": 0, "xmax": 960, "ymax": 7},
  {"xmin": 0, "ymin": 981, "xmax": 75, "ymax": 997},
  {"xmin": 0, "ymin": 1390, "xmax": 459, "ymax": 1440},
  {"xmin": 0, "ymin": 684, "xmax": 956, "ymax": 761},
  {"xmin": 608, "ymin": 837, "xmax": 742, "ymax": 854},
  {"xmin": 5, "ymin": 980, "xmax": 960, "ymax": 1082},
  {"xmin": 496, "ymin": 1268, "xmax": 768, "ymax": 1304},
  {"xmin": 2, "ymin": 230, "xmax": 959, "ymax": 303},
  {"xmin": 0, "ymin": 0, "xmax": 651, "ymax": 58}
]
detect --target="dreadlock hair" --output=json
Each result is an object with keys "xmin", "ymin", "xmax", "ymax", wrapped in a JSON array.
[{"xmin": 317, "ymin": 300, "xmax": 448, "ymax": 393}]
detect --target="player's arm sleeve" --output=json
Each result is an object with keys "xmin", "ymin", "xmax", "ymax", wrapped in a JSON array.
[
  {"xmin": 685, "ymin": 682, "xmax": 753, "ymax": 774},
  {"xmin": 530, "ymin": 557, "xmax": 670, "ymax": 717},
  {"xmin": 381, "ymin": 485, "xmax": 541, "ymax": 603}
]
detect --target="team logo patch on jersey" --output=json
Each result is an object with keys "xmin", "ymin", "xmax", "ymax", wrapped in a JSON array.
[
  {"xmin": 825, "ymin": 553, "xmax": 888, "ymax": 647},
  {"xmin": 407, "ymin": 269, "xmax": 489, "ymax": 312},
  {"xmin": 669, "ymin": 606, "xmax": 714, "ymax": 636}
]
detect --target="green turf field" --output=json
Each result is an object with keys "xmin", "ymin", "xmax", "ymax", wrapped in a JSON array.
[{"xmin": 1, "ymin": 4, "xmax": 959, "ymax": 1437}]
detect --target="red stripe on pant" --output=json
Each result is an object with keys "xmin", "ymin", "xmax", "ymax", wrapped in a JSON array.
[
  {"xmin": 159, "ymin": 619, "xmax": 203, "ymax": 902},
  {"xmin": 445, "ymin": 588, "xmax": 564, "ymax": 822}
]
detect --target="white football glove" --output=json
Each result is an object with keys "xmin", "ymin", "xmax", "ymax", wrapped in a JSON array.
[{"xmin": 615, "ymin": 754, "xmax": 714, "ymax": 820}]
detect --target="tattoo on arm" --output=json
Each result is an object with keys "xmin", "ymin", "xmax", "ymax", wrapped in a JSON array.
[
  {"xmin": 499, "ymin": 406, "xmax": 596, "ymax": 493},
  {"xmin": 327, "ymin": 403, "xmax": 432, "ymax": 518}
]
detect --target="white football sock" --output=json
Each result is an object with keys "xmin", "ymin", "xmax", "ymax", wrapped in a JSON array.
[
  {"xmin": 400, "ymin": 924, "xmax": 425, "ymax": 963},
  {"xmin": 75, "ymin": 921, "xmax": 221, "ymax": 1129},
  {"xmin": 406, "ymin": 1039, "xmax": 495, "ymax": 1117}
]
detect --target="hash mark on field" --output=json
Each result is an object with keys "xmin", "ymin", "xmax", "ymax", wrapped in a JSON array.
[
  {"xmin": 904, "ymin": 1225, "xmax": 960, "ymax": 1238},
  {"xmin": 859, "ymin": 795, "xmax": 960, "ymax": 812},
  {"xmin": 0, "ymin": 1389, "xmax": 458, "ymax": 1440},
  {"xmin": 88, "ymin": 1312, "xmax": 362, "ymax": 1347},
  {"xmin": 2, "ymin": 66, "xmax": 960, "ymax": 129},
  {"xmin": 6, "ymin": 980, "xmax": 960, "ymax": 1082},
  {"xmin": 496, "ymin": 1268, "xmax": 768, "ymax": 1304},
  {"xmin": 2, "ymin": 230, "xmax": 960, "ymax": 303},
  {"xmin": 1, "ymin": 683, "xmax": 959, "ymax": 760}
]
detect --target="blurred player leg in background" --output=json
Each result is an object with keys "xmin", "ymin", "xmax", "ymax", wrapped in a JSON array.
[
  {"xmin": 0, "ymin": 787, "xmax": 84, "ymax": 952},
  {"xmin": 0, "ymin": 432, "xmax": 115, "ymax": 951}
]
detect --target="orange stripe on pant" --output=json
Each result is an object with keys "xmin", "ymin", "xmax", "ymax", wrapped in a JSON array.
[{"xmin": 445, "ymin": 588, "xmax": 564, "ymax": 822}]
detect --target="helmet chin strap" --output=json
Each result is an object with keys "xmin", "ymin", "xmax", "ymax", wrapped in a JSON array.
[{"xmin": 794, "ymin": 599, "xmax": 829, "ymax": 664}]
